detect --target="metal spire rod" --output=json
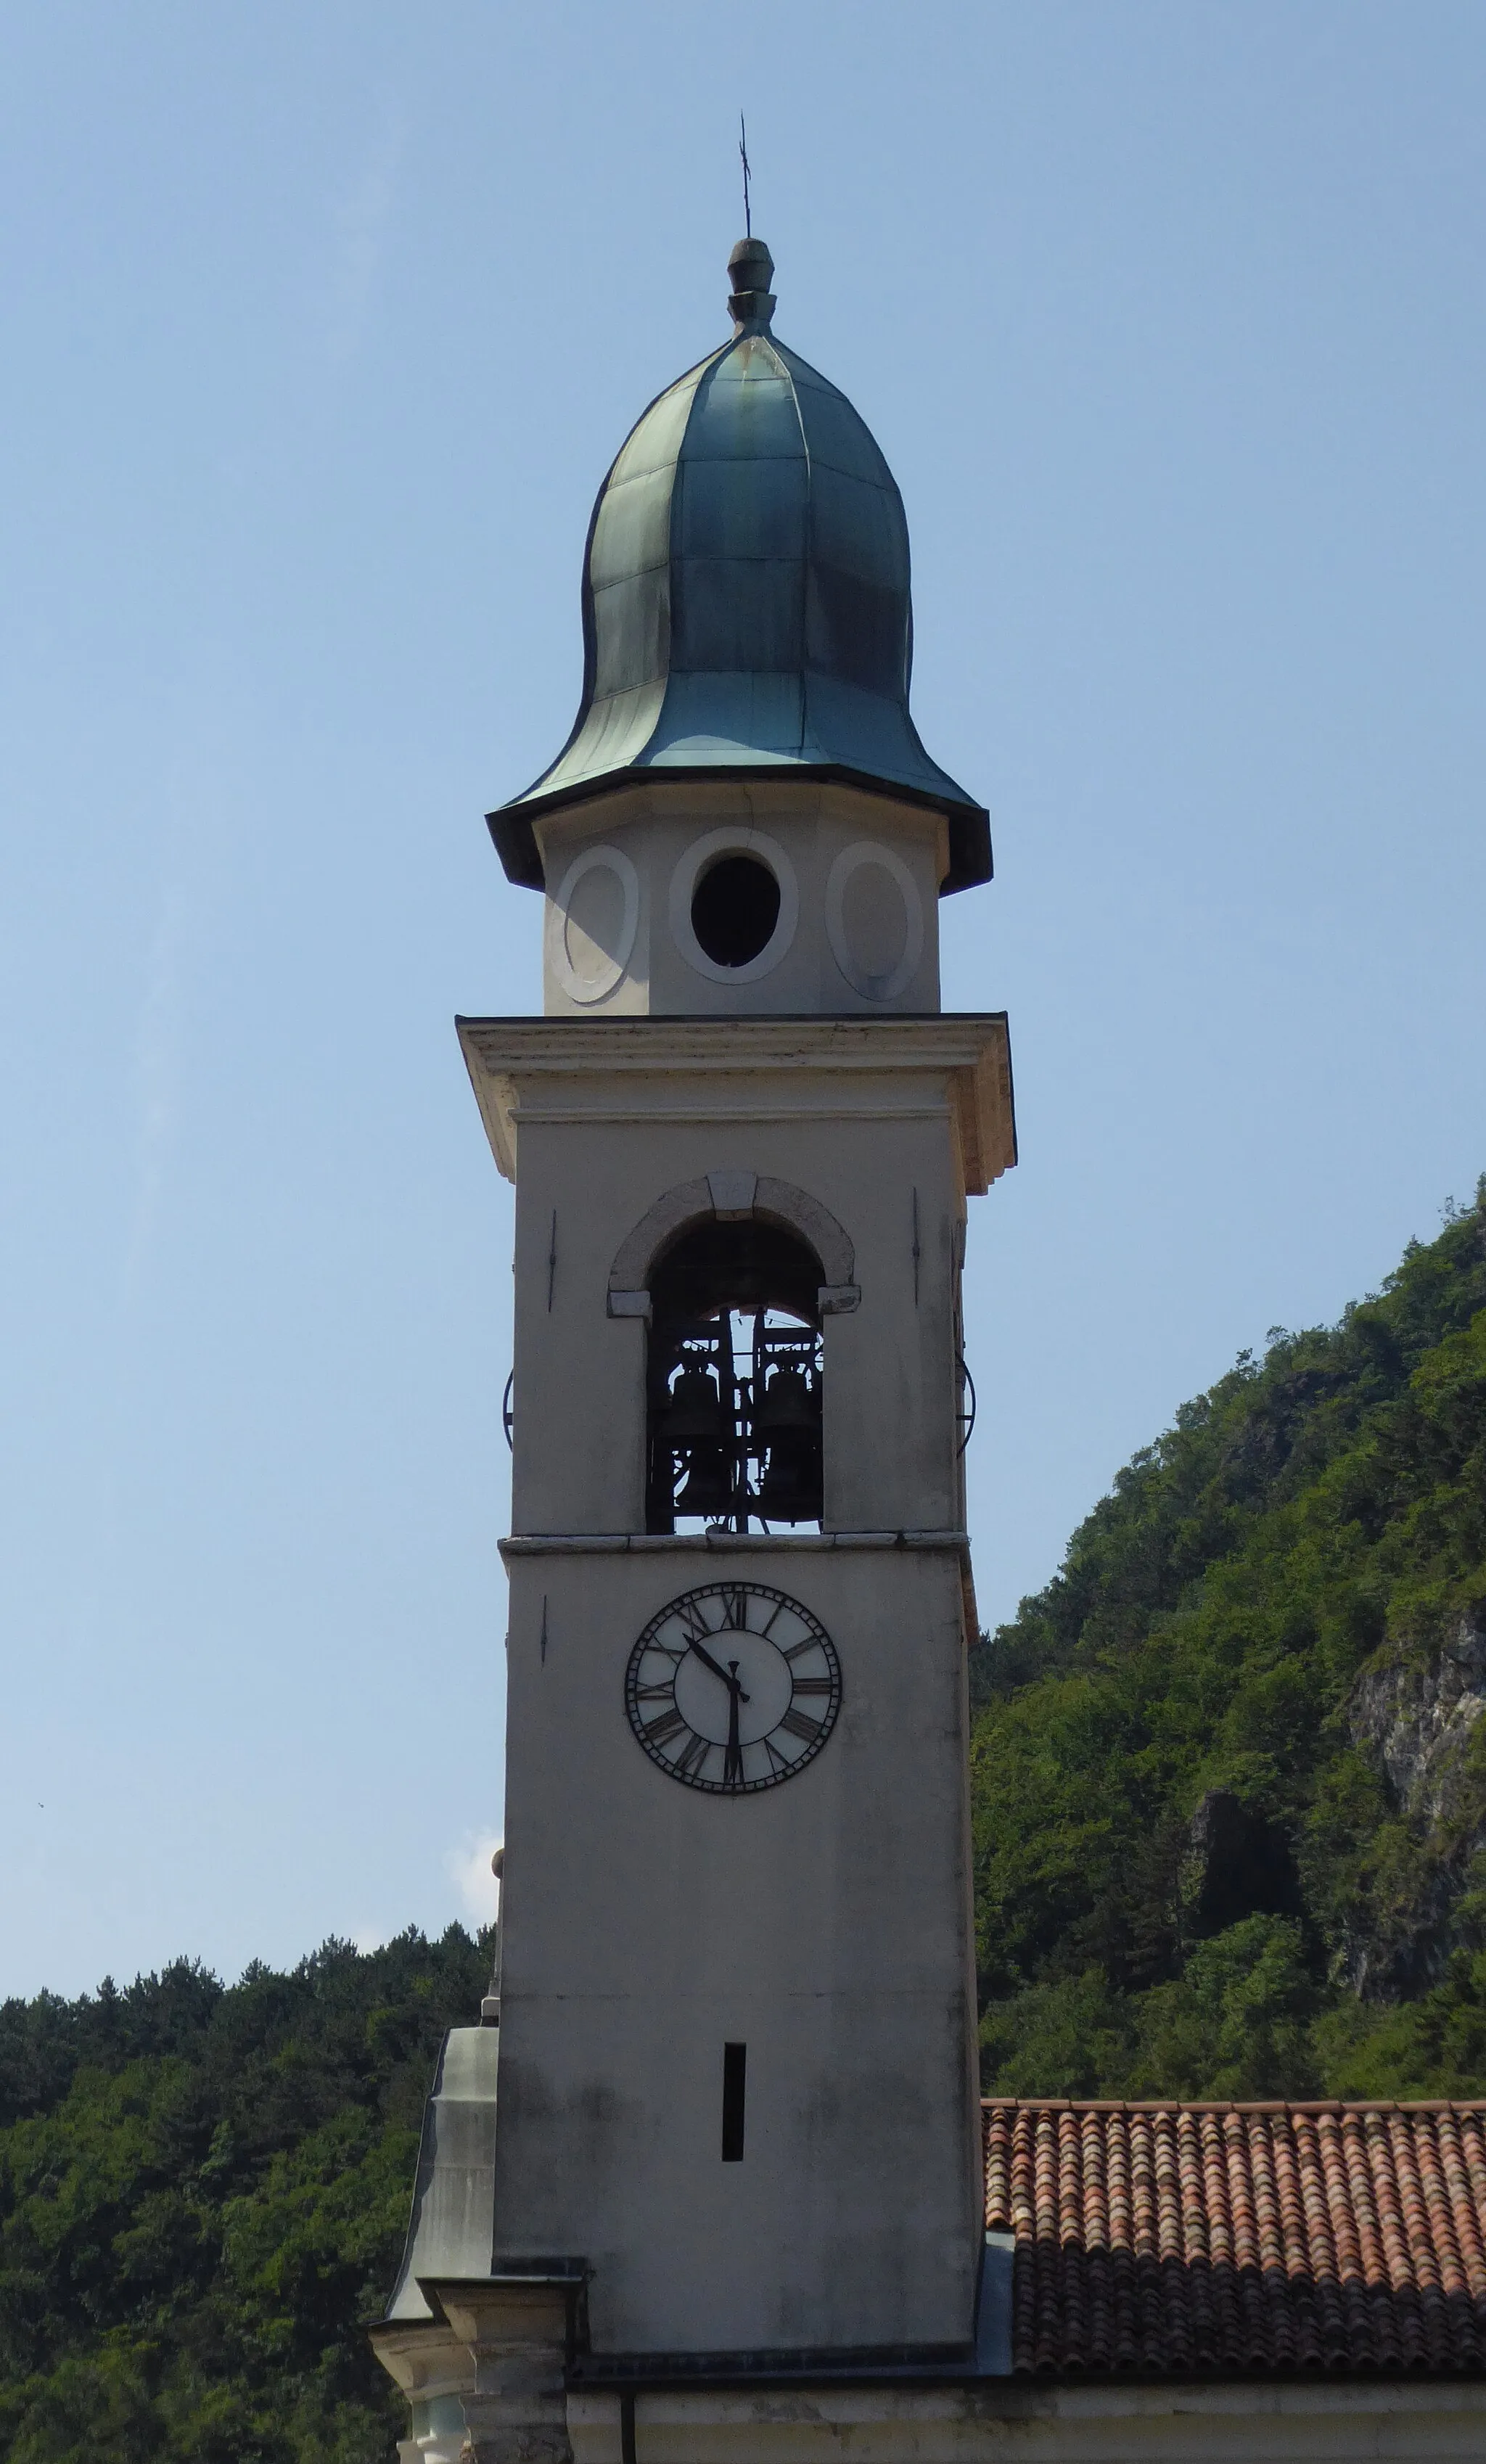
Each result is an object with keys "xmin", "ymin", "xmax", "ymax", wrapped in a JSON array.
[{"xmin": 739, "ymin": 113, "xmax": 752, "ymax": 238}]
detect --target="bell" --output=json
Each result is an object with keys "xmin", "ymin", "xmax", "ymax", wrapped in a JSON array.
[
  {"xmin": 660, "ymin": 1366, "xmax": 726, "ymax": 1440},
  {"xmin": 755, "ymin": 1431, "xmax": 823, "ymax": 1523},
  {"xmin": 674, "ymin": 1443, "xmax": 734, "ymax": 1518},
  {"xmin": 754, "ymin": 1366, "xmax": 818, "ymax": 1433}
]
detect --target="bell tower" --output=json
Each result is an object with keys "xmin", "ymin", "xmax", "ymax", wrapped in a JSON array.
[{"xmin": 392, "ymin": 238, "xmax": 1014, "ymax": 2409}]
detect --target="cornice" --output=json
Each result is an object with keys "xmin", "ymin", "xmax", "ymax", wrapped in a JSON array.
[
  {"xmin": 456, "ymin": 1012, "xmax": 1017, "ymax": 1194},
  {"xmin": 491, "ymin": 763, "xmax": 988, "ymax": 896},
  {"xmin": 498, "ymin": 1529, "xmax": 972, "ymax": 1559},
  {"xmin": 457, "ymin": 1012, "xmax": 1008, "ymax": 1070}
]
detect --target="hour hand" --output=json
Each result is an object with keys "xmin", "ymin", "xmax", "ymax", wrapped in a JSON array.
[{"xmin": 689, "ymin": 1635, "xmax": 749, "ymax": 1700}]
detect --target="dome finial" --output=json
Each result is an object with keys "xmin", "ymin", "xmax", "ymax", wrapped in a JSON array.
[{"xmin": 727, "ymin": 235, "xmax": 775, "ymax": 334}]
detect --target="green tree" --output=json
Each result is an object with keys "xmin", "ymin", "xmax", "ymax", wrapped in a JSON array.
[{"xmin": 975, "ymin": 1180, "xmax": 1486, "ymax": 2100}]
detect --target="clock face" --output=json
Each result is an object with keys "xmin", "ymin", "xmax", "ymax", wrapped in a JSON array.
[{"xmin": 625, "ymin": 1582, "xmax": 841, "ymax": 1795}]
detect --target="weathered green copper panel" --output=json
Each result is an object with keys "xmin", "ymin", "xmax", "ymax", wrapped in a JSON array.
[{"xmin": 491, "ymin": 241, "xmax": 990, "ymax": 894}]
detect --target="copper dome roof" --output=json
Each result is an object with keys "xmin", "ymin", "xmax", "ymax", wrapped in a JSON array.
[{"xmin": 490, "ymin": 240, "xmax": 990, "ymax": 896}]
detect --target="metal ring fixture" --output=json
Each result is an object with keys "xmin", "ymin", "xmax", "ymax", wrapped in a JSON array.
[
  {"xmin": 502, "ymin": 1371, "xmax": 514, "ymax": 1453},
  {"xmin": 956, "ymin": 1355, "xmax": 977, "ymax": 1457}
]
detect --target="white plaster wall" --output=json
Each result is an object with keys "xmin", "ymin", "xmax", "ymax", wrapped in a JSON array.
[
  {"xmin": 493, "ymin": 1540, "xmax": 981, "ymax": 2357},
  {"xmin": 508, "ymin": 1080, "xmax": 966, "ymax": 1539},
  {"xmin": 567, "ymin": 2381, "xmax": 1486, "ymax": 2464},
  {"xmin": 535, "ymin": 781, "xmax": 947, "ymax": 1020},
  {"xmin": 485, "ymin": 1016, "xmax": 995, "ymax": 2359}
]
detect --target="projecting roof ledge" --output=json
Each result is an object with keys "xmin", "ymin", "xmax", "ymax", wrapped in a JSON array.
[{"xmin": 487, "ymin": 768, "xmax": 990, "ymax": 899}]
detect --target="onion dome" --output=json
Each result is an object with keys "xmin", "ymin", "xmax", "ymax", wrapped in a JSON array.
[{"xmin": 490, "ymin": 239, "xmax": 989, "ymax": 895}]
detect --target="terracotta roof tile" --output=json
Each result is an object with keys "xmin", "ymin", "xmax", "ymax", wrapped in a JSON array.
[{"xmin": 982, "ymin": 2099, "xmax": 1486, "ymax": 2375}]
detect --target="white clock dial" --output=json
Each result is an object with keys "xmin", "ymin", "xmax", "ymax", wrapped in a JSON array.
[{"xmin": 625, "ymin": 1582, "xmax": 841, "ymax": 1794}]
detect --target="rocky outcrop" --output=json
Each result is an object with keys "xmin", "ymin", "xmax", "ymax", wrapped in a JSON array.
[
  {"xmin": 1351, "ymin": 1613, "xmax": 1486, "ymax": 1828},
  {"xmin": 1345, "ymin": 1610, "xmax": 1486, "ymax": 1997}
]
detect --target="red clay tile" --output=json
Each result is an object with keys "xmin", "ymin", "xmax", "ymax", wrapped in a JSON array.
[{"xmin": 983, "ymin": 2099, "xmax": 1486, "ymax": 2375}]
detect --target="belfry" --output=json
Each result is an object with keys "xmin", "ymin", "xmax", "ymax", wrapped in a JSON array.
[{"xmin": 374, "ymin": 237, "xmax": 1017, "ymax": 2459}]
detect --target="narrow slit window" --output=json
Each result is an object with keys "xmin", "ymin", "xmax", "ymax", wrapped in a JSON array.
[{"xmin": 721, "ymin": 2041, "xmax": 747, "ymax": 2161}]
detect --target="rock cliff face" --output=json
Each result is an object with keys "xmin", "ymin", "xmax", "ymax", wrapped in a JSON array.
[
  {"xmin": 1347, "ymin": 1612, "xmax": 1486, "ymax": 1996},
  {"xmin": 1352, "ymin": 1614, "xmax": 1486, "ymax": 1821}
]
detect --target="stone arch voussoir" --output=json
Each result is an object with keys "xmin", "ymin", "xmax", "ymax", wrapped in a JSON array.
[{"xmin": 607, "ymin": 1171, "xmax": 859, "ymax": 1318}]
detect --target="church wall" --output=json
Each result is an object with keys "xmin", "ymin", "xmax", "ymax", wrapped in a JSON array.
[
  {"xmin": 565, "ymin": 2379, "xmax": 1486, "ymax": 2463},
  {"xmin": 535, "ymin": 781, "xmax": 948, "ymax": 1021},
  {"xmin": 506, "ymin": 1074, "xmax": 968, "ymax": 1540},
  {"xmin": 493, "ymin": 1537, "xmax": 981, "ymax": 2357}
]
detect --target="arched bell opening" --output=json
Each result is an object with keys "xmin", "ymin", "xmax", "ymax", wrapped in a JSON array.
[{"xmin": 646, "ymin": 1218, "xmax": 824, "ymax": 1535}]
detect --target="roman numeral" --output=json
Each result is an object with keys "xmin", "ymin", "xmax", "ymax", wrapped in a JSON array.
[
  {"xmin": 779, "ymin": 1707, "xmax": 823, "ymax": 1745},
  {"xmin": 676, "ymin": 1598, "xmax": 713, "ymax": 1643},
  {"xmin": 790, "ymin": 1677, "xmax": 834, "ymax": 1696},
  {"xmin": 674, "ymin": 1731, "xmax": 711, "ymax": 1778},
  {"xmin": 763, "ymin": 1737, "xmax": 789, "ymax": 1776},
  {"xmin": 781, "ymin": 1637, "xmax": 820, "ymax": 1663},
  {"xmin": 718, "ymin": 1585, "xmax": 749, "ymax": 1630},
  {"xmin": 634, "ymin": 1683, "xmax": 674, "ymax": 1703},
  {"xmin": 643, "ymin": 1709, "xmax": 685, "ymax": 1746}
]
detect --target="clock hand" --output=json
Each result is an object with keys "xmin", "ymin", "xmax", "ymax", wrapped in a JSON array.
[
  {"xmin": 688, "ymin": 1633, "xmax": 750, "ymax": 1703},
  {"xmin": 723, "ymin": 1659, "xmax": 744, "ymax": 1784}
]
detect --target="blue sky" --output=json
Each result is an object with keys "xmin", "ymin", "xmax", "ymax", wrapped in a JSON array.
[{"xmin": 1, "ymin": 1, "xmax": 1482, "ymax": 1997}]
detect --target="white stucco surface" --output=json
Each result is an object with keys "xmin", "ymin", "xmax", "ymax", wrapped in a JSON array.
[
  {"xmin": 566, "ymin": 2380, "xmax": 1486, "ymax": 2463},
  {"xmin": 534, "ymin": 779, "xmax": 949, "ymax": 1020},
  {"xmin": 495, "ymin": 1538, "xmax": 980, "ymax": 2354},
  {"xmin": 454, "ymin": 981, "xmax": 1012, "ymax": 2359}
]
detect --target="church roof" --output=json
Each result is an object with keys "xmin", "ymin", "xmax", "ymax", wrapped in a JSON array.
[
  {"xmin": 490, "ymin": 238, "xmax": 990, "ymax": 898},
  {"xmin": 984, "ymin": 2098, "xmax": 1486, "ymax": 2377}
]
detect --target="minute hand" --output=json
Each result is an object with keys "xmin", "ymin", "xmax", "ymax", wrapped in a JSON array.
[{"xmin": 689, "ymin": 1635, "xmax": 750, "ymax": 1701}]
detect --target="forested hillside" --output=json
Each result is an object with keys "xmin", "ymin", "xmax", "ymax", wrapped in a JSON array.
[
  {"xmin": 0, "ymin": 1929, "xmax": 488, "ymax": 2463},
  {"xmin": 2, "ymin": 1185, "xmax": 1482, "ymax": 2460},
  {"xmin": 972, "ymin": 1180, "xmax": 1486, "ymax": 2098}
]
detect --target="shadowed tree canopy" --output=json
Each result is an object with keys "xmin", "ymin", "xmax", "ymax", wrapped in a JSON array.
[{"xmin": 0, "ymin": 1928, "xmax": 488, "ymax": 2463}]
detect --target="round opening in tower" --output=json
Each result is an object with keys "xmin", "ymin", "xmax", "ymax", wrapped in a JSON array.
[{"xmin": 690, "ymin": 855, "xmax": 781, "ymax": 969}]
